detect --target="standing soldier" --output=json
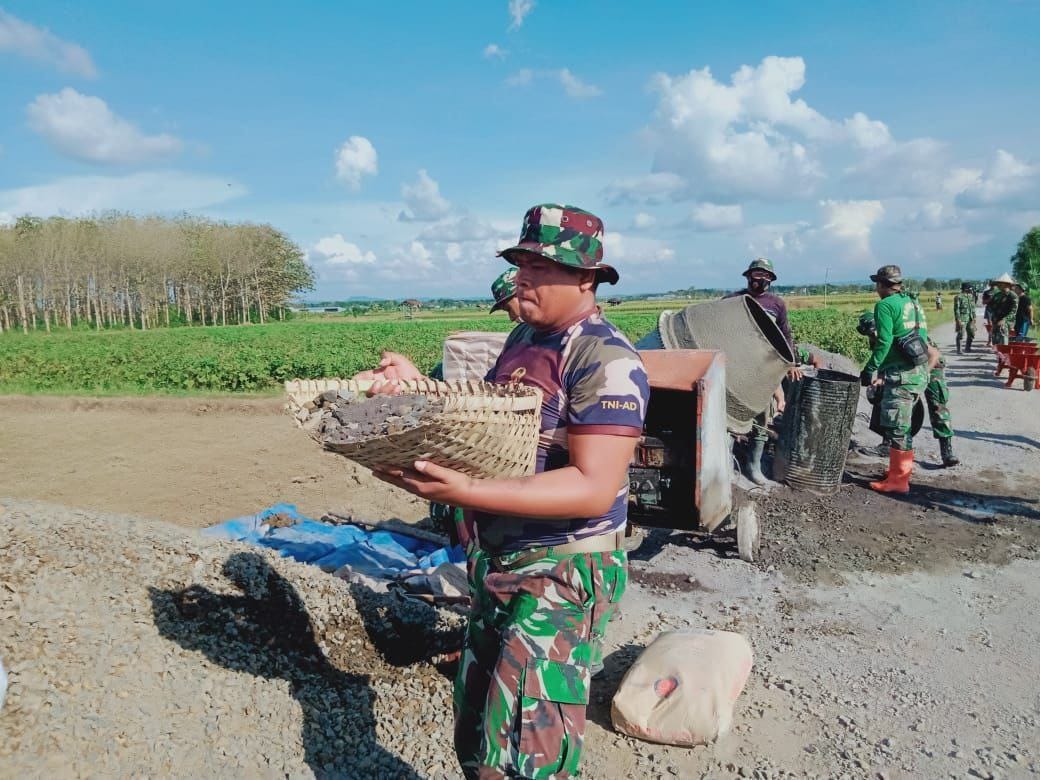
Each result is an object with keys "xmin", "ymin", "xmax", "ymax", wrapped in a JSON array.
[
  {"xmin": 858, "ymin": 312, "xmax": 958, "ymax": 467},
  {"xmin": 954, "ymin": 282, "xmax": 976, "ymax": 353},
  {"xmin": 989, "ymin": 272, "xmax": 1019, "ymax": 346},
  {"xmin": 860, "ymin": 265, "xmax": 930, "ymax": 493},
  {"xmin": 982, "ymin": 283, "xmax": 995, "ymax": 345},
  {"xmin": 360, "ymin": 204, "xmax": 649, "ymax": 779}
]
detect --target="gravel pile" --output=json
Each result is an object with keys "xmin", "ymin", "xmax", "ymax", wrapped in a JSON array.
[
  {"xmin": 295, "ymin": 390, "xmax": 445, "ymax": 448},
  {"xmin": 0, "ymin": 499, "xmax": 464, "ymax": 778}
]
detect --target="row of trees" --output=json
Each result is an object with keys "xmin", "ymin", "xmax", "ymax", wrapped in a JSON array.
[
  {"xmin": 0, "ymin": 215, "xmax": 314, "ymax": 334},
  {"xmin": 1011, "ymin": 226, "xmax": 1039, "ymax": 291}
]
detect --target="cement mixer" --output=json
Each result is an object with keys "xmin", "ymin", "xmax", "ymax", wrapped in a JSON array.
[{"xmin": 635, "ymin": 295, "xmax": 796, "ymax": 434}]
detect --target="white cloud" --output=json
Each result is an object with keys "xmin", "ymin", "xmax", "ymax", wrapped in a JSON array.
[
  {"xmin": 690, "ymin": 202, "xmax": 743, "ymax": 231},
  {"xmin": 632, "ymin": 212, "xmax": 656, "ymax": 230},
  {"xmin": 334, "ymin": 136, "xmax": 378, "ymax": 190},
  {"xmin": 647, "ymin": 58, "xmax": 834, "ymax": 200},
  {"xmin": 642, "ymin": 56, "xmax": 943, "ymax": 202},
  {"xmin": 954, "ymin": 150, "xmax": 1040, "ymax": 209},
  {"xmin": 817, "ymin": 199, "xmax": 884, "ymax": 258},
  {"xmin": 557, "ymin": 69, "xmax": 602, "ymax": 98},
  {"xmin": 382, "ymin": 240, "xmax": 436, "ymax": 278},
  {"xmin": 311, "ymin": 234, "xmax": 376, "ymax": 266},
  {"xmin": 508, "ymin": 0, "xmax": 535, "ymax": 30},
  {"xmin": 26, "ymin": 88, "xmax": 182, "ymax": 164},
  {"xmin": 398, "ymin": 169, "xmax": 451, "ymax": 222},
  {"xmin": 603, "ymin": 232, "xmax": 675, "ymax": 265},
  {"xmin": 900, "ymin": 201, "xmax": 955, "ymax": 231},
  {"xmin": 942, "ymin": 168, "xmax": 980, "ymax": 197},
  {"xmin": 307, "ymin": 234, "xmax": 376, "ymax": 283},
  {"xmin": 415, "ymin": 214, "xmax": 512, "ymax": 244},
  {"xmin": 843, "ymin": 137, "xmax": 948, "ymax": 197},
  {"xmin": 0, "ymin": 171, "xmax": 246, "ymax": 216},
  {"xmin": 483, "ymin": 43, "xmax": 506, "ymax": 60},
  {"xmin": 0, "ymin": 10, "xmax": 97, "ymax": 78},
  {"xmin": 745, "ymin": 221, "xmax": 811, "ymax": 259},
  {"xmin": 505, "ymin": 68, "xmax": 534, "ymax": 87},
  {"xmin": 744, "ymin": 200, "xmax": 883, "ymax": 268},
  {"xmin": 602, "ymin": 172, "xmax": 685, "ymax": 205},
  {"xmin": 505, "ymin": 68, "xmax": 601, "ymax": 99},
  {"xmin": 841, "ymin": 112, "xmax": 892, "ymax": 150}
]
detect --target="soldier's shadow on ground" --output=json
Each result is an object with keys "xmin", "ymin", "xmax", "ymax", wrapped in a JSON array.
[
  {"xmin": 953, "ymin": 429, "xmax": 1040, "ymax": 452},
  {"xmin": 843, "ymin": 478, "xmax": 1040, "ymax": 524},
  {"xmin": 345, "ymin": 581, "xmax": 463, "ymax": 679},
  {"xmin": 585, "ymin": 643, "xmax": 643, "ymax": 732},
  {"xmin": 148, "ymin": 552, "xmax": 422, "ymax": 780},
  {"xmin": 945, "ymin": 378, "xmax": 1013, "ymax": 390},
  {"xmin": 628, "ymin": 526, "xmax": 740, "ymax": 562}
]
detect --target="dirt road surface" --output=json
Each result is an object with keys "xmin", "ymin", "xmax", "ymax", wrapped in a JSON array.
[
  {"xmin": 2, "ymin": 318, "xmax": 1039, "ymax": 777},
  {"xmin": 0, "ymin": 395, "xmax": 427, "ymax": 527}
]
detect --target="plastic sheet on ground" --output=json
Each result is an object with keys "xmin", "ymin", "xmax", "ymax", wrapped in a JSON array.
[{"xmin": 202, "ymin": 504, "xmax": 467, "ymax": 602}]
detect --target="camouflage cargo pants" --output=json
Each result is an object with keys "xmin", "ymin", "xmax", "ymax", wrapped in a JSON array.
[
  {"xmin": 955, "ymin": 320, "xmax": 975, "ymax": 338},
  {"xmin": 992, "ymin": 320, "xmax": 1011, "ymax": 345},
  {"xmin": 925, "ymin": 365, "xmax": 953, "ymax": 439},
  {"xmin": 454, "ymin": 547, "xmax": 627, "ymax": 779},
  {"xmin": 878, "ymin": 364, "xmax": 928, "ymax": 451}
]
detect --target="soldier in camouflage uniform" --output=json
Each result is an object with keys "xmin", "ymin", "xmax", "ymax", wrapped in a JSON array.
[
  {"xmin": 430, "ymin": 268, "xmax": 526, "ymax": 545},
  {"xmin": 989, "ymin": 272, "xmax": 1019, "ymax": 346},
  {"xmin": 860, "ymin": 265, "xmax": 931, "ymax": 493},
  {"xmin": 490, "ymin": 267, "xmax": 523, "ymax": 322},
  {"xmin": 953, "ymin": 282, "xmax": 976, "ymax": 353},
  {"xmin": 858, "ymin": 312, "xmax": 958, "ymax": 467},
  {"xmin": 723, "ymin": 257, "xmax": 798, "ymax": 485},
  {"xmin": 364, "ymin": 204, "xmax": 649, "ymax": 779}
]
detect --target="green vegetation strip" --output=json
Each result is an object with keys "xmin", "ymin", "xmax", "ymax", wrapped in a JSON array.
[{"xmin": 0, "ymin": 307, "xmax": 934, "ymax": 395}]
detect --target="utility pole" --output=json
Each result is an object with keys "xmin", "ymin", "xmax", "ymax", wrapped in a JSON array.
[{"xmin": 824, "ymin": 267, "xmax": 831, "ymax": 305}]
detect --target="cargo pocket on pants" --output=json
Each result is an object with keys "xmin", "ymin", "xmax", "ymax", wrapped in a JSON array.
[
  {"xmin": 516, "ymin": 658, "xmax": 590, "ymax": 778},
  {"xmin": 590, "ymin": 562, "xmax": 627, "ymax": 647}
]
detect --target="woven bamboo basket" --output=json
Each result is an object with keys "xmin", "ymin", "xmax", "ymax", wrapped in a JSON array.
[{"xmin": 285, "ymin": 377, "xmax": 542, "ymax": 479}]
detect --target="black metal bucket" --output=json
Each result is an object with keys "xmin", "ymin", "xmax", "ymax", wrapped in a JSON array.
[{"xmin": 774, "ymin": 369, "xmax": 860, "ymax": 495}]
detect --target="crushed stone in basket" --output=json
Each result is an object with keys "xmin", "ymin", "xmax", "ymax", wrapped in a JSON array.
[{"xmin": 301, "ymin": 390, "xmax": 448, "ymax": 445}]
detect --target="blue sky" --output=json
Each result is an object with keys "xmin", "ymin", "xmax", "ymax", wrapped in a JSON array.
[{"xmin": 1, "ymin": 1, "xmax": 1038, "ymax": 300}]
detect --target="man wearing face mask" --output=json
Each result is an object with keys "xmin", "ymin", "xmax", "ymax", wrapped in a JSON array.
[
  {"xmin": 724, "ymin": 257, "xmax": 797, "ymax": 484},
  {"xmin": 725, "ymin": 258, "xmax": 795, "ymax": 350}
]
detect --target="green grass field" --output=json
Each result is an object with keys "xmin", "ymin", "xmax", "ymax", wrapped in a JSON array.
[{"xmin": 0, "ymin": 292, "xmax": 957, "ymax": 395}]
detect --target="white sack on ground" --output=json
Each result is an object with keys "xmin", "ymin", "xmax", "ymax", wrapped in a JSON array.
[{"xmin": 611, "ymin": 629, "xmax": 753, "ymax": 746}]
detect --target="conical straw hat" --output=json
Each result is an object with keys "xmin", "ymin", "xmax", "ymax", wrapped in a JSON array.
[{"xmin": 992, "ymin": 272, "xmax": 1015, "ymax": 284}]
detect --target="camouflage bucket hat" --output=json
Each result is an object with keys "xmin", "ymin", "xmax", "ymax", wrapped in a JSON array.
[
  {"xmin": 497, "ymin": 204, "xmax": 619, "ymax": 285},
  {"xmin": 870, "ymin": 264, "xmax": 903, "ymax": 284},
  {"xmin": 961, "ymin": 282, "xmax": 973, "ymax": 292},
  {"xmin": 489, "ymin": 267, "xmax": 518, "ymax": 312},
  {"xmin": 742, "ymin": 257, "xmax": 777, "ymax": 280},
  {"xmin": 857, "ymin": 311, "xmax": 877, "ymax": 336}
]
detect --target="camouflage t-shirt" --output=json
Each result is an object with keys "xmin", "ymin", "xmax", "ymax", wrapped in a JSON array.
[{"xmin": 474, "ymin": 308, "xmax": 650, "ymax": 553}]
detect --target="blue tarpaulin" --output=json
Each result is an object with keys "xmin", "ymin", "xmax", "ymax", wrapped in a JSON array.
[{"xmin": 202, "ymin": 504, "xmax": 465, "ymax": 582}]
